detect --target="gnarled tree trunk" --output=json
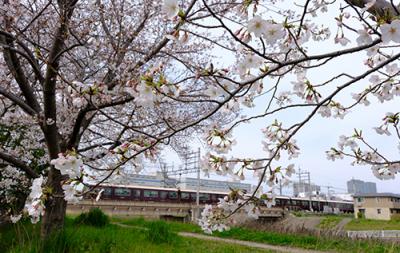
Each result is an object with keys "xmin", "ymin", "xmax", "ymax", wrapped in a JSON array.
[{"xmin": 40, "ymin": 167, "xmax": 66, "ymax": 239}]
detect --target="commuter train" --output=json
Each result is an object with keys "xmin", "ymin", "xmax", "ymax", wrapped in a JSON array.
[{"xmin": 87, "ymin": 184, "xmax": 354, "ymax": 213}]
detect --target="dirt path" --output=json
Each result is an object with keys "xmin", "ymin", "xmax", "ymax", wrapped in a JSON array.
[
  {"xmin": 335, "ymin": 218, "xmax": 351, "ymax": 231},
  {"xmin": 278, "ymin": 216, "xmax": 323, "ymax": 231},
  {"xmin": 112, "ymin": 222, "xmax": 332, "ymax": 253},
  {"xmin": 178, "ymin": 231, "xmax": 331, "ymax": 253}
]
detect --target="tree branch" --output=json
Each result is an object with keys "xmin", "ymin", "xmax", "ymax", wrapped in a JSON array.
[
  {"xmin": 0, "ymin": 36, "xmax": 42, "ymax": 113},
  {"xmin": 345, "ymin": 0, "xmax": 400, "ymax": 17},
  {"xmin": 0, "ymin": 151, "xmax": 39, "ymax": 178},
  {"xmin": 0, "ymin": 87, "xmax": 37, "ymax": 115}
]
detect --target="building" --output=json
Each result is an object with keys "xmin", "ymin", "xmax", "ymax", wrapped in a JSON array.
[
  {"xmin": 120, "ymin": 173, "xmax": 177, "ymax": 188},
  {"xmin": 354, "ymin": 193, "xmax": 400, "ymax": 220},
  {"xmin": 293, "ymin": 182, "xmax": 321, "ymax": 197},
  {"xmin": 330, "ymin": 193, "xmax": 353, "ymax": 202},
  {"xmin": 118, "ymin": 173, "xmax": 252, "ymax": 193},
  {"xmin": 347, "ymin": 179, "xmax": 377, "ymax": 194},
  {"xmin": 179, "ymin": 177, "xmax": 252, "ymax": 193}
]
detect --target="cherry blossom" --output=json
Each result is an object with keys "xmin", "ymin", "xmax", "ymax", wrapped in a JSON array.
[
  {"xmin": 162, "ymin": 0, "xmax": 179, "ymax": 18},
  {"xmin": 356, "ymin": 28, "xmax": 373, "ymax": 45},
  {"xmin": 50, "ymin": 153, "xmax": 83, "ymax": 179},
  {"xmin": 247, "ymin": 16, "xmax": 268, "ymax": 38},
  {"xmin": 62, "ymin": 183, "xmax": 82, "ymax": 204},
  {"xmin": 24, "ymin": 176, "xmax": 45, "ymax": 223},
  {"xmin": 380, "ymin": 20, "xmax": 400, "ymax": 44},
  {"xmin": 10, "ymin": 214, "xmax": 22, "ymax": 223},
  {"xmin": 263, "ymin": 23, "xmax": 286, "ymax": 44}
]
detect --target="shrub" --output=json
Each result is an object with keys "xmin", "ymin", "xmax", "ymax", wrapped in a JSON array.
[
  {"xmin": 145, "ymin": 220, "xmax": 177, "ymax": 244},
  {"xmin": 357, "ymin": 212, "xmax": 364, "ymax": 219},
  {"xmin": 74, "ymin": 208, "xmax": 109, "ymax": 227}
]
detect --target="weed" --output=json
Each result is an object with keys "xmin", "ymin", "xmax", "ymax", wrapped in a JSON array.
[
  {"xmin": 145, "ymin": 220, "xmax": 177, "ymax": 244},
  {"xmin": 74, "ymin": 208, "xmax": 109, "ymax": 227}
]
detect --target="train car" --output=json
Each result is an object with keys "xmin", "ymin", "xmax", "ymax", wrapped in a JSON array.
[
  {"xmin": 87, "ymin": 184, "xmax": 354, "ymax": 213},
  {"xmin": 273, "ymin": 195, "xmax": 353, "ymax": 213},
  {"xmin": 88, "ymin": 184, "xmax": 227, "ymax": 204}
]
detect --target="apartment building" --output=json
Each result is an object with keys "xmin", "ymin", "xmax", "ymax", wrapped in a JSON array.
[{"xmin": 354, "ymin": 193, "xmax": 400, "ymax": 220}]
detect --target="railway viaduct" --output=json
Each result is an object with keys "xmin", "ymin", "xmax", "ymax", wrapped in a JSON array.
[{"xmin": 67, "ymin": 200, "xmax": 285, "ymax": 222}]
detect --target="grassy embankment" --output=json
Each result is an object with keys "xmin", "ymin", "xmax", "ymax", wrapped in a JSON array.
[
  {"xmin": 317, "ymin": 216, "xmax": 343, "ymax": 229},
  {"xmin": 292, "ymin": 211, "xmax": 353, "ymax": 218},
  {"xmin": 118, "ymin": 217, "xmax": 400, "ymax": 253},
  {"xmin": 0, "ymin": 217, "xmax": 271, "ymax": 253},
  {"xmin": 345, "ymin": 218, "xmax": 400, "ymax": 231},
  {"xmin": 294, "ymin": 212, "xmax": 400, "ymax": 231},
  {"xmin": 3, "ymin": 213, "xmax": 400, "ymax": 253}
]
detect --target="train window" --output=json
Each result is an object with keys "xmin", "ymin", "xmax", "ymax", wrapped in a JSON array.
[
  {"xmin": 144, "ymin": 190, "xmax": 158, "ymax": 198},
  {"xmin": 133, "ymin": 190, "xmax": 141, "ymax": 198},
  {"xmin": 211, "ymin": 194, "xmax": 217, "ymax": 201},
  {"xmin": 103, "ymin": 188, "xmax": 112, "ymax": 196},
  {"xmin": 168, "ymin": 192, "xmax": 178, "ymax": 199},
  {"xmin": 115, "ymin": 188, "xmax": 131, "ymax": 197},
  {"xmin": 160, "ymin": 191, "xmax": 168, "ymax": 199},
  {"xmin": 190, "ymin": 193, "xmax": 197, "ymax": 199},
  {"xmin": 200, "ymin": 193, "xmax": 210, "ymax": 201},
  {"xmin": 181, "ymin": 192, "xmax": 190, "ymax": 200}
]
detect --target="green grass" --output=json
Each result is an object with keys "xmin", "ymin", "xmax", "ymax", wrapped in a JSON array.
[
  {"xmin": 113, "ymin": 217, "xmax": 400, "ymax": 253},
  {"xmin": 292, "ymin": 211, "xmax": 353, "ymax": 218},
  {"xmin": 145, "ymin": 220, "xmax": 177, "ymax": 244},
  {"xmin": 117, "ymin": 216, "xmax": 202, "ymax": 233},
  {"xmin": 0, "ymin": 218, "xmax": 271, "ymax": 253},
  {"xmin": 345, "ymin": 218, "xmax": 400, "ymax": 231},
  {"xmin": 213, "ymin": 227, "xmax": 400, "ymax": 253},
  {"xmin": 317, "ymin": 216, "xmax": 343, "ymax": 229}
]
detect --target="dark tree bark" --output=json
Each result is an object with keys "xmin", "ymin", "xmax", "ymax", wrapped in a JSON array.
[
  {"xmin": 40, "ymin": 168, "xmax": 67, "ymax": 239},
  {"xmin": 40, "ymin": 0, "xmax": 77, "ymax": 239}
]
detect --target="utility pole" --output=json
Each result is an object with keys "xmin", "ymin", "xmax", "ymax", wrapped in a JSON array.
[
  {"xmin": 327, "ymin": 186, "xmax": 331, "ymax": 200},
  {"xmin": 296, "ymin": 169, "xmax": 313, "ymax": 211},
  {"xmin": 196, "ymin": 148, "xmax": 200, "ymax": 209},
  {"xmin": 161, "ymin": 148, "xmax": 201, "ymax": 220},
  {"xmin": 307, "ymin": 171, "xmax": 312, "ymax": 211}
]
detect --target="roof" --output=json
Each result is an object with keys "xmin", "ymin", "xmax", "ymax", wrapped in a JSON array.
[{"xmin": 353, "ymin": 192, "xmax": 400, "ymax": 198}]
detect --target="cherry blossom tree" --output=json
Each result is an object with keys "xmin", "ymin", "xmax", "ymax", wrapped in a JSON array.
[
  {"xmin": 0, "ymin": 0, "xmax": 236, "ymax": 237},
  {"xmin": 1, "ymin": 0, "xmax": 400, "ymax": 238}
]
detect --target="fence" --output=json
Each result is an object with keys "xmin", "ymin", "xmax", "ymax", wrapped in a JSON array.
[{"xmin": 347, "ymin": 230, "xmax": 400, "ymax": 239}]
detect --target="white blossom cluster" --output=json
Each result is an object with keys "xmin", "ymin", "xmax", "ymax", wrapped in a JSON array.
[
  {"xmin": 0, "ymin": 165, "xmax": 29, "ymax": 218},
  {"xmin": 205, "ymin": 125, "xmax": 237, "ymax": 154},
  {"xmin": 50, "ymin": 153, "xmax": 84, "ymax": 204},
  {"xmin": 327, "ymin": 113, "xmax": 400, "ymax": 180},
  {"xmin": 23, "ymin": 176, "xmax": 45, "ymax": 224},
  {"xmin": 262, "ymin": 121, "xmax": 300, "ymax": 160},
  {"xmin": 198, "ymin": 188, "xmax": 279, "ymax": 233},
  {"xmin": 198, "ymin": 204, "xmax": 229, "ymax": 234},
  {"xmin": 51, "ymin": 153, "xmax": 83, "ymax": 179}
]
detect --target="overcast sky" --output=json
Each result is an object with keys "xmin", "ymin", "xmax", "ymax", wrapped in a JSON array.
[{"xmin": 152, "ymin": 1, "xmax": 400, "ymax": 196}]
